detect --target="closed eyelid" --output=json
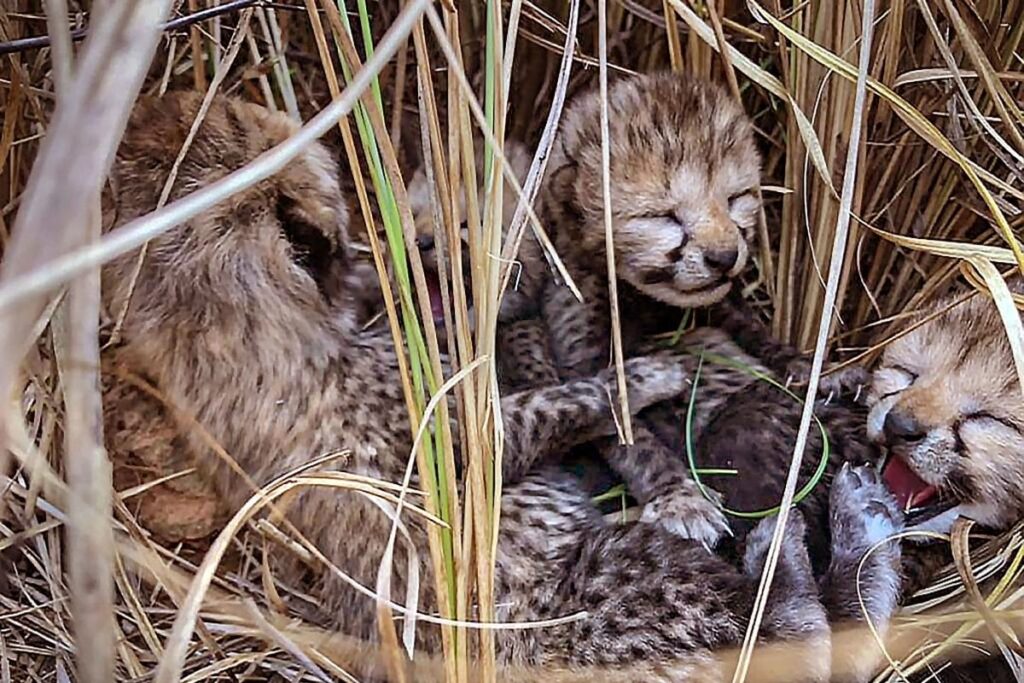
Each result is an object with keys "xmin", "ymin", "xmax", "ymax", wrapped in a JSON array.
[
  {"xmin": 876, "ymin": 365, "xmax": 917, "ymax": 401},
  {"xmin": 964, "ymin": 411, "xmax": 1023, "ymax": 434},
  {"xmin": 890, "ymin": 364, "xmax": 918, "ymax": 380},
  {"xmin": 629, "ymin": 212, "xmax": 680, "ymax": 222},
  {"xmin": 727, "ymin": 188, "xmax": 757, "ymax": 202}
]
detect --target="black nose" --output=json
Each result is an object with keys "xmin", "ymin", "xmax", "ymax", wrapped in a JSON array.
[
  {"xmin": 705, "ymin": 248, "xmax": 739, "ymax": 272},
  {"xmin": 416, "ymin": 234, "xmax": 435, "ymax": 251},
  {"xmin": 883, "ymin": 410, "xmax": 927, "ymax": 443}
]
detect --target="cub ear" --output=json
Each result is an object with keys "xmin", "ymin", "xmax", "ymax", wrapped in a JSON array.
[{"xmin": 276, "ymin": 194, "xmax": 342, "ymax": 296}]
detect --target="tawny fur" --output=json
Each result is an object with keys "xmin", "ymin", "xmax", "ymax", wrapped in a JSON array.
[
  {"xmin": 102, "ymin": 91, "xmax": 842, "ymax": 680},
  {"xmin": 542, "ymin": 72, "xmax": 760, "ymax": 316},
  {"xmin": 866, "ymin": 287, "xmax": 1024, "ymax": 534}
]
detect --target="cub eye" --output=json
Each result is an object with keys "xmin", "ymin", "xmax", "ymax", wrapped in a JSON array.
[
  {"xmin": 877, "ymin": 364, "xmax": 917, "ymax": 400},
  {"xmin": 276, "ymin": 196, "xmax": 339, "ymax": 295},
  {"xmin": 635, "ymin": 213, "xmax": 683, "ymax": 226},
  {"xmin": 727, "ymin": 189, "xmax": 756, "ymax": 206},
  {"xmin": 963, "ymin": 411, "xmax": 1022, "ymax": 434},
  {"xmin": 956, "ymin": 412, "xmax": 1024, "ymax": 455},
  {"xmin": 891, "ymin": 365, "xmax": 918, "ymax": 382}
]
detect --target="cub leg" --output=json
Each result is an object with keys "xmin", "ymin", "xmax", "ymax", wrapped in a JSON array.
[
  {"xmin": 498, "ymin": 353, "xmax": 700, "ymax": 482},
  {"xmin": 820, "ymin": 463, "xmax": 904, "ymax": 683},
  {"xmin": 739, "ymin": 510, "xmax": 832, "ymax": 683},
  {"xmin": 598, "ymin": 422, "xmax": 730, "ymax": 548}
]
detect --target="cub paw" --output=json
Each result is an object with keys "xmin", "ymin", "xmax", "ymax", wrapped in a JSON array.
[
  {"xmin": 818, "ymin": 365, "xmax": 871, "ymax": 404},
  {"xmin": 616, "ymin": 353, "xmax": 697, "ymax": 409},
  {"xmin": 780, "ymin": 355, "xmax": 813, "ymax": 389},
  {"xmin": 830, "ymin": 463, "xmax": 904, "ymax": 556},
  {"xmin": 783, "ymin": 358, "xmax": 870, "ymax": 404},
  {"xmin": 640, "ymin": 487, "xmax": 731, "ymax": 549}
]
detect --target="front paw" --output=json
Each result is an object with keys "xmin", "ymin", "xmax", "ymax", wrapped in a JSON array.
[
  {"xmin": 829, "ymin": 463, "xmax": 904, "ymax": 557},
  {"xmin": 613, "ymin": 353, "xmax": 697, "ymax": 409},
  {"xmin": 640, "ymin": 487, "xmax": 731, "ymax": 548},
  {"xmin": 818, "ymin": 364, "xmax": 870, "ymax": 404},
  {"xmin": 783, "ymin": 357, "xmax": 870, "ymax": 404}
]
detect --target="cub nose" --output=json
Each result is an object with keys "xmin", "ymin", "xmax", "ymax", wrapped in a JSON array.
[
  {"xmin": 883, "ymin": 410, "xmax": 927, "ymax": 443},
  {"xmin": 416, "ymin": 234, "xmax": 435, "ymax": 251},
  {"xmin": 705, "ymin": 248, "xmax": 739, "ymax": 272}
]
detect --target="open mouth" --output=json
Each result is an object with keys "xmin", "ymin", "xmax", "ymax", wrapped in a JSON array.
[
  {"xmin": 424, "ymin": 269, "xmax": 446, "ymax": 325},
  {"xmin": 881, "ymin": 454, "xmax": 955, "ymax": 525},
  {"xmin": 423, "ymin": 268, "xmax": 473, "ymax": 328}
]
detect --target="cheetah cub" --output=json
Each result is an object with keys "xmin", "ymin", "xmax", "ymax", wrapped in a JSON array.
[
  {"xmin": 103, "ymin": 91, "xmax": 837, "ymax": 678},
  {"xmin": 404, "ymin": 138, "xmax": 562, "ymax": 388},
  {"xmin": 862, "ymin": 286, "xmax": 1024, "ymax": 683},
  {"xmin": 534, "ymin": 72, "xmax": 762, "ymax": 546},
  {"xmin": 668, "ymin": 328, "xmax": 903, "ymax": 682},
  {"xmin": 867, "ymin": 286, "xmax": 1024, "ymax": 536}
]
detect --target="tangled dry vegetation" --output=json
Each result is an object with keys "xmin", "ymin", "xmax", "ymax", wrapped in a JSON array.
[{"xmin": 0, "ymin": 0, "xmax": 1023, "ymax": 681}]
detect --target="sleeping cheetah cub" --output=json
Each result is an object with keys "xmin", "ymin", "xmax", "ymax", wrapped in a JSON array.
[
  {"xmin": 541, "ymin": 71, "xmax": 760, "ymax": 370},
  {"xmin": 866, "ymin": 290, "xmax": 1024, "ymax": 678},
  {"xmin": 534, "ymin": 72, "xmax": 762, "ymax": 545},
  {"xmin": 103, "ymin": 91, "xmax": 844, "ymax": 679}
]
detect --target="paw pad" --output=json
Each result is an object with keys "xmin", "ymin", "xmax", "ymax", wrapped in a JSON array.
[{"xmin": 831, "ymin": 464, "xmax": 904, "ymax": 551}]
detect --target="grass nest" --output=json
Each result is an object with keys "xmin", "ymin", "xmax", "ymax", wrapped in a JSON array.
[{"xmin": 1, "ymin": 0, "xmax": 1023, "ymax": 681}]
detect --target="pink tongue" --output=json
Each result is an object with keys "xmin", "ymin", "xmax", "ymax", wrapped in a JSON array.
[
  {"xmin": 426, "ymin": 272, "xmax": 445, "ymax": 324},
  {"xmin": 883, "ymin": 456, "xmax": 938, "ymax": 510}
]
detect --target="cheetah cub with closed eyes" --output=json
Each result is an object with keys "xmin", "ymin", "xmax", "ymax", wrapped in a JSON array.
[
  {"xmin": 867, "ymin": 285, "xmax": 1024, "ymax": 538},
  {"xmin": 535, "ymin": 72, "xmax": 762, "ymax": 546}
]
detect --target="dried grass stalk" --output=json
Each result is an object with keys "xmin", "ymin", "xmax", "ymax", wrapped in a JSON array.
[{"xmin": 1, "ymin": 2, "xmax": 175, "ymax": 681}]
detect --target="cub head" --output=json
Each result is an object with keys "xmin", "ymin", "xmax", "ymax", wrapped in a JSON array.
[
  {"xmin": 867, "ymin": 287, "xmax": 1024, "ymax": 532},
  {"xmin": 103, "ymin": 91, "xmax": 356, "ymax": 360},
  {"xmin": 546, "ymin": 71, "xmax": 761, "ymax": 308},
  {"xmin": 406, "ymin": 139, "xmax": 544, "ymax": 327}
]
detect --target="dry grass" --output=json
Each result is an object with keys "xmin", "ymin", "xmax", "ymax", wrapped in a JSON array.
[{"xmin": 0, "ymin": 0, "xmax": 1023, "ymax": 681}]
